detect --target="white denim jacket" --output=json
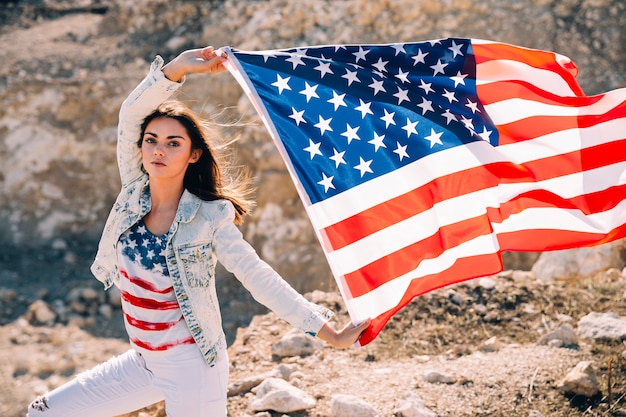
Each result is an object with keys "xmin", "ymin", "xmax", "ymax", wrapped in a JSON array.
[{"xmin": 91, "ymin": 56, "xmax": 332, "ymax": 367}]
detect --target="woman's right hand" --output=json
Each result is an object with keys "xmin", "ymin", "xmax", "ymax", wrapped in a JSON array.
[{"xmin": 162, "ymin": 46, "xmax": 227, "ymax": 82}]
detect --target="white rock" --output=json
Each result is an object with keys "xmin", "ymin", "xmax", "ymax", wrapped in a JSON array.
[
  {"xmin": 558, "ymin": 361, "xmax": 599, "ymax": 397},
  {"xmin": 422, "ymin": 369, "xmax": 456, "ymax": 384},
  {"xmin": 271, "ymin": 329, "xmax": 323, "ymax": 358},
  {"xmin": 26, "ymin": 300, "xmax": 56, "ymax": 325},
  {"xmin": 330, "ymin": 394, "xmax": 379, "ymax": 417},
  {"xmin": 394, "ymin": 391, "xmax": 437, "ymax": 417},
  {"xmin": 249, "ymin": 377, "xmax": 315, "ymax": 413},
  {"xmin": 577, "ymin": 312, "xmax": 626, "ymax": 340},
  {"xmin": 538, "ymin": 323, "xmax": 579, "ymax": 347}
]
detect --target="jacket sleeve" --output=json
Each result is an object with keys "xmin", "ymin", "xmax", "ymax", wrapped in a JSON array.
[
  {"xmin": 117, "ymin": 56, "xmax": 183, "ymax": 186},
  {"xmin": 212, "ymin": 202, "xmax": 333, "ymax": 336}
]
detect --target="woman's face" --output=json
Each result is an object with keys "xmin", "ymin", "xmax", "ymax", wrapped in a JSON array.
[{"xmin": 141, "ymin": 116, "xmax": 201, "ymax": 183}]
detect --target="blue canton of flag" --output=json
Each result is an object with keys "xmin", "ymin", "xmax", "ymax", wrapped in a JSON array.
[{"xmin": 225, "ymin": 39, "xmax": 497, "ymax": 204}]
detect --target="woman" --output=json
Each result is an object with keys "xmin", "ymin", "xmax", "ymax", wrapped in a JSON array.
[{"xmin": 27, "ymin": 46, "xmax": 370, "ymax": 417}]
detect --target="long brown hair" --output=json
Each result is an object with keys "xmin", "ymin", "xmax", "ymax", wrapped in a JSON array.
[{"xmin": 138, "ymin": 101, "xmax": 255, "ymax": 224}]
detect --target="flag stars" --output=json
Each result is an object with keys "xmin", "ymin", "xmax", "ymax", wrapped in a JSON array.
[
  {"xmin": 299, "ymin": 82, "xmax": 319, "ymax": 102},
  {"xmin": 395, "ymin": 69, "xmax": 410, "ymax": 84},
  {"xmin": 315, "ymin": 60, "xmax": 334, "ymax": 78},
  {"xmin": 448, "ymin": 40, "xmax": 464, "ymax": 58},
  {"xmin": 478, "ymin": 126, "xmax": 493, "ymax": 142},
  {"xmin": 369, "ymin": 132, "xmax": 386, "ymax": 152},
  {"xmin": 465, "ymin": 99, "xmax": 480, "ymax": 113},
  {"xmin": 393, "ymin": 142, "xmax": 409, "ymax": 161},
  {"xmin": 372, "ymin": 57, "xmax": 389, "ymax": 73},
  {"xmin": 402, "ymin": 118, "xmax": 419, "ymax": 137},
  {"xmin": 341, "ymin": 124, "xmax": 361, "ymax": 144},
  {"xmin": 272, "ymin": 74, "xmax": 291, "ymax": 94},
  {"xmin": 393, "ymin": 87, "xmax": 410, "ymax": 105},
  {"xmin": 353, "ymin": 46, "xmax": 370, "ymax": 63},
  {"xmin": 328, "ymin": 91, "xmax": 347, "ymax": 110},
  {"xmin": 355, "ymin": 99, "xmax": 374, "ymax": 118},
  {"xmin": 318, "ymin": 172, "xmax": 335, "ymax": 192},
  {"xmin": 368, "ymin": 78, "xmax": 386, "ymax": 95},
  {"xmin": 442, "ymin": 108, "xmax": 457, "ymax": 125},
  {"xmin": 418, "ymin": 79, "xmax": 434, "ymax": 94},
  {"xmin": 314, "ymin": 115, "xmax": 333, "ymax": 135},
  {"xmin": 417, "ymin": 97, "xmax": 434, "ymax": 115},
  {"xmin": 289, "ymin": 108, "xmax": 306, "ymax": 125},
  {"xmin": 424, "ymin": 128, "xmax": 444, "ymax": 148},
  {"xmin": 329, "ymin": 148, "xmax": 346, "ymax": 168},
  {"xmin": 451, "ymin": 71, "xmax": 468, "ymax": 87},
  {"xmin": 354, "ymin": 157, "xmax": 373, "ymax": 177},
  {"xmin": 285, "ymin": 54, "xmax": 305, "ymax": 69},
  {"xmin": 442, "ymin": 89, "xmax": 458, "ymax": 103},
  {"xmin": 380, "ymin": 109, "xmax": 396, "ymax": 128},
  {"xmin": 342, "ymin": 69, "xmax": 360, "ymax": 86},
  {"xmin": 391, "ymin": 43, "xmax": 406, "ymax": 55},
  {"xmin": 430, "ymin": 59, "xmax": 448, "ymax": 76},
  {"xmin": 304, "ymin": 139, "xmax": 323, "ymax": 159},
  {"xmin": 460, "ymin": 115, "xmax": 474, "ymax": 130},
  {"xmin": 412, "ymin": 48, "xmax": 428, "ymax": 65}
]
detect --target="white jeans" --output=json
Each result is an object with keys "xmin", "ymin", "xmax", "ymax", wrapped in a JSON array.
[{"xmin": 26, "ymin": 347, "xmax": 229, "ymax": 417}]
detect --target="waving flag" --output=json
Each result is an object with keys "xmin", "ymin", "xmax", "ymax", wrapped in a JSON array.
[{"xmin": 222, "ymin": 38, "xmax": 626, "ymax": 346}]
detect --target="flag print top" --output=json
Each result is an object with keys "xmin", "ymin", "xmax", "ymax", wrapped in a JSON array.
[{"xmin": 117, "ymin": 219, "xmax": 195, "ymax": 353}]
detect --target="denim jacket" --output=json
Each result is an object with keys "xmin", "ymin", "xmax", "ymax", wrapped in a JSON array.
[{"xmin": 90, "ymin": 56, "xmax": 332, "ymax": 367}]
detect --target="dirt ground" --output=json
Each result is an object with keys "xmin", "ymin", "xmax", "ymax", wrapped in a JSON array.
[{"xmin": 2, "ymin": 257, "xmax": 626, "ymax": 417}]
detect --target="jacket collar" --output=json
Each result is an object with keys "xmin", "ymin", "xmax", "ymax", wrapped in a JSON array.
[{"xmin": 137, "ymin": 180, "xmax": 202, "ymax": 223}]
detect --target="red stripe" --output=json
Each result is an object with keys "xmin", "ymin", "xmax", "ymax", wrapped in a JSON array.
[
  {"xmin": 488, "ymin": 99, "xmax": 626, "ymax": 145},
  {"xmin": 477, "ymin": 80, "xmax": 604, "ymax": 107},
  {"xmin": 120, "ymin": 290, "xmax": 180, "ymax": 310},
  {"xmin": 497, "ymin": 224, "xmax": 626, "ymax": 252},
  {"xmin": 120, "ymin": 269, "xmax": 173, "ymax": 294},
  {"xmin": 357, "ymin": 253, "xmax": 503, "ymax": 346},
  {"xmin": 324, "ymin": 139, "xmax": 624, "ymax": 251},
  {"xmin": 471, "ymin": 42, "xmax": 583, "ymax": 96},
  {"xmin": 341, "ymin": 183, "xmax": 626, "ymax": 297},
  {"xmin": 131, "ymin": 336, "xmax": 196, "ymax": 351},
  {"xmin": 124, "ymin": 312, "xmax": 184, "ymax": 331},
  {"xmin": 343, "ymin": 214, "xmax": 494, "ymax": 297}
]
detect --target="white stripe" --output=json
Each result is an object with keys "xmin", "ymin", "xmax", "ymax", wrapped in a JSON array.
[
  {"xmin": 325, "ymin": 161, "xmax": 626, "ymax": 276},
  {"xmin": 476, "ymin": 59, "xmax": 576, "ymax": 96},
  {"xmin": 345, "ymin": 201, "xmax": 626, "ymax": 322},
  {"xmin": 305, "ymin": 141, "xmax": 505, "ymax": 228},
  {"xmin": 307, "ymin": 117, "xmax": 625, "ymax": 230},
  {"xmin": 494, "ymin": 199, "xmax": 626, "ymax": 235},
  {"xmin": 483, "ymin": 92, "xmax": 626, "ymax": 126},
  {"xmin": 344, "ymin": 233, "xmax": 500, "ymax": 322},
  {"xmin": 496, "ymin": 118, "xmax": 625, "ymax": 163}
]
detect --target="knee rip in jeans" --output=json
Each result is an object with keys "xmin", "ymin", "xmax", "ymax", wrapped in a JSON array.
[{"xmin": 29, "ymin": 395, "xmax": 50, "ymax": 412}]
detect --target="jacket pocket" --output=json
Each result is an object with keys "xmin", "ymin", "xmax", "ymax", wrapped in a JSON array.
[{"xmin": 177, "ymin": 242, "xmax": 214, "ymax": 288}]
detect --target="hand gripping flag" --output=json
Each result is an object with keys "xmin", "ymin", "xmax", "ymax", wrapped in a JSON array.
[{"xmin": 221, "ymin": 38, "xmax": 626, "ymax": 346}]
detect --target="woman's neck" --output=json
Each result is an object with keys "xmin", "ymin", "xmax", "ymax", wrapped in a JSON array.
[{"xmin": 144, "ymin": 179, "xmax": 185, "ymax": 235}]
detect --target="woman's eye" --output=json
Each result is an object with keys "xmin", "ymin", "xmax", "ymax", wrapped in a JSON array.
[
  {"xmin": 144, "ymin": 137, "xmax": 156, "ymax": 144},
  {"xmin": 169, "ymin": 141, "xmax": 180, "ymax": 147}
]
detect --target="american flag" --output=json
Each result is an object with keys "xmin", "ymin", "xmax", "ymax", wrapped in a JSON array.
[{"xmin": 222, "ymin": 38, "xmax": 626, "ymax": 346}]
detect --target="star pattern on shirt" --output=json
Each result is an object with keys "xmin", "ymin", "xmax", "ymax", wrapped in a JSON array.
[{"xmin": 119, "ymin": 220, "xmax": 170, "ymax": 275}]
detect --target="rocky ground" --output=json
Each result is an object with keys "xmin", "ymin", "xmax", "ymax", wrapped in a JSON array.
[{"xmin": 2, "ymin": 246, "xmax": 626, "ymax": 417}]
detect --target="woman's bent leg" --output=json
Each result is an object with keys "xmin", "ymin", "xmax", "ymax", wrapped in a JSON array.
[
  {"xmin": 27, "ymin": 349, "xmax": 163, "ymax": 417},
  {"xmin": 144, "ymin": 349, "xmax": 229, "ymax": 417}
]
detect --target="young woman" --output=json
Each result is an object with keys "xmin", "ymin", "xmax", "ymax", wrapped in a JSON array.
[{"xmin": 27, "ymin": 46, "xmax": 370, "ymax": 417}]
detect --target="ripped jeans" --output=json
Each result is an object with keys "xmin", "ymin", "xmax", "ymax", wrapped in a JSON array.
[{"xmin": 26, "ymin": 346, "xmax": 229, "ymax": 417}]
